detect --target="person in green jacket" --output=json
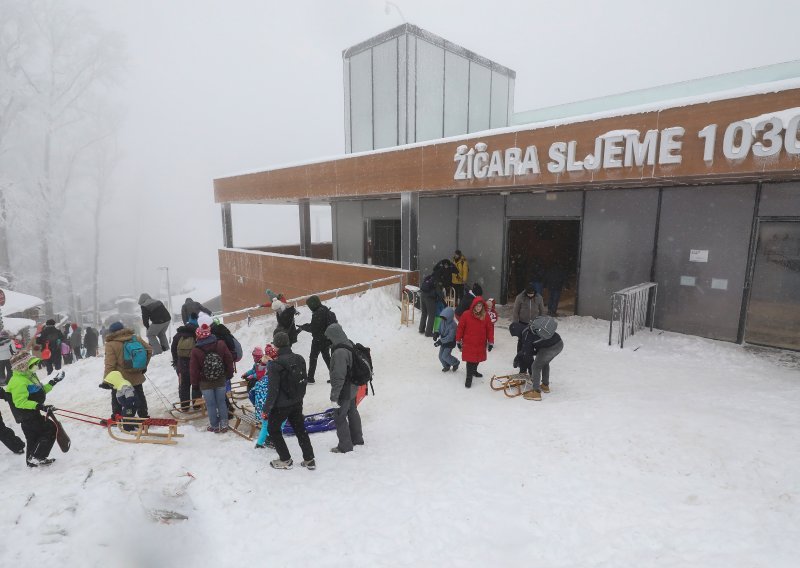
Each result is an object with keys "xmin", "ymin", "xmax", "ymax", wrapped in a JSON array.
[
  {"xmin": 3, "ymin": 351, "xmax": 64, "ymax": 467},
  {"xmin": 99, "ymin": 371, "xmax": 139, "ymax": 430}
]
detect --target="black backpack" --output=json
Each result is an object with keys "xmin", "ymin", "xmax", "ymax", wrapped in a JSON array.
[
  {"xmin": 335, "ymin": 343, "xmax": 374, "ymax": 395},
  {"xmin": 420, "ymin": 274, "xmax": 435, "ymax": 293},
  {"xmin": 202, "ymin": 350, "xmax": 226, "ymax": 382},
  {"xmin": 272, "ymin": 356, "xmax": 308, "ymax": 400}
]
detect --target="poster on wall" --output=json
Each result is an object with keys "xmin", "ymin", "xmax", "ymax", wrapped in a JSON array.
[{"xmin": 689, "ymin": 249, "xmax": 709, "ymax": 263}]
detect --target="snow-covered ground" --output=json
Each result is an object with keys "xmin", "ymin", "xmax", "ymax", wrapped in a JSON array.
[{"xmin": 1, "ymin": 287, "xmax": 798, "ymax": 567}]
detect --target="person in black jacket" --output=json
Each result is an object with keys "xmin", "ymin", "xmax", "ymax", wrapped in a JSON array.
[
  {"xmin": 171, "ymin": 317, "xmax": 200, "ymax": 409},
  {"xmin": 36, "ymin": 319, "xmax": 64, "ymax": 374},
  {"xmin": 511, "ymin": 321, "xmax": 564, "ymax": 401},
  {"xmin": 138, "ymin": 293, "xmax": 172, "ymax": 354},
  {"xmin": 262, "ymin": 332, "xmax": 315, "ymax": 471},
  {"xmin": 180, "ymin": 297, "xmax": 211, "ymax": 324},
  {"xmin": 454, "ymin": 283, "xmax": 483, "ymax": 320},
  {"xmin": 83, "ymin": 327, "xmax": 99, "ymax": 357},
  {"xmin": 271, "ymin": 300, "xmax": 302, "ymax": 345},
  {"xmin": 298, "ymin": 295, "xmax": 335, "ymax": 384}
]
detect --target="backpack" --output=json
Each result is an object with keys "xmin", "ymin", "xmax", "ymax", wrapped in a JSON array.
[
  {"xmin": 420, "ymin": 274, "xmax": 435, "ymax": 293},
  {"xmin": 123, "ymin": 337, "xmax": 148, "ymax": 370},
  {"xmin": 530, "ymin": 316, "xmax": 558, "ymax": 340},
  {"xmin": 61, "ymin": 342, "xmax": 71, "ymax": 356},
  {"xmin": 176, "ymin": 335, "xmax": 196, "ymax": 358},
  {"xmin": 335, "ymin": 343, "xmax": 374, "ymax": 394},
  {"xmin": 272, "ymin": 356, "xmax": 307, "ymax": 400},
  {"xmin": 202, "ymin": 350, "xmax": 227, "ymax": 382},
  {"xmin": 230, "ymin": 335, "xmax": 243, "ymax": 362},
  {"xmin": 327, "ymin": 308, "xmax": 338, "ymax": 327}
]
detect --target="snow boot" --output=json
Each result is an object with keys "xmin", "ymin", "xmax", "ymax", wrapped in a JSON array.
[
  {"xmin": 451, "ymin": 362, "xmax": 459, "ymax": 372},
  {"xmin": 301, "ymin": 459, "xmax": 316, "ymax": 470},
  {"xmin": 523, "ymin": 390, "xmax": 542, "ymax": 401},
  {"xmin": 307, "ymin": 377, "xmax": 315, "ymax": 384},
  {"xmin": 541, "ymin": 384, "xmax": 550, "ymax": 393},
  {"xmin": 465, "ymin": 375, "xmax": 473, "ymax": 388},
  {"xmin": 441, "ymin": 366, "xmax": 451, "ymax": 372},
  {"xmin": 270, "ymin": 458, "xmax": 293, "ymax": 470},
  {"xmin": 27, "ymin": 457, "xmax": 56, "ymax": 468},
  {"xmin": 473, "ymin": 371, "xmax": 484, "ymax": 378}
]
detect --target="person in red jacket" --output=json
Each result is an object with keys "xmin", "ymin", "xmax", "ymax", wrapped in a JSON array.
[
  {"xmin": 455, "ymin": 296, "xmax": 495, "ymax": 389},
  {"xmin": 189, "ymin": 323, "xmax": 234, "ymax": 433}
]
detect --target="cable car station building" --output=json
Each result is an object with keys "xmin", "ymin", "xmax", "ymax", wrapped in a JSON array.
[{"xmin": 215, "ymin": 24, "xmax": 800, "ymax": 350}]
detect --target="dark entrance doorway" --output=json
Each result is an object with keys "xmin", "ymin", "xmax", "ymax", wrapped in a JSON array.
[
  {"xmin": 367, "ymin": 219, "xmax": 401, "ymax": 268},
  {"xmin": 745, "ymin": 220, "xmax": 800, "ymax": 350},
  {"xmin": 506, "ymin": 219, "xmax": 581, "ymax": 315}
]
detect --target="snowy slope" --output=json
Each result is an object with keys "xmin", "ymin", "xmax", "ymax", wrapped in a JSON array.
[{"xmin": 1, "ymin": 287, "xmax": 799, "ymax": 567}]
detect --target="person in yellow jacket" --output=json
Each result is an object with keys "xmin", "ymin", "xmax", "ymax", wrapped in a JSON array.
[
  {"xmin": 99, "ymin": 371, "xmax": 139, "ymax": 429},
  {"xmin": 3, "ymin": 351, "xmax": 64, "ymax": 467},
  {"xmin": 452, "ymin": 250, "xmax": 469, "ymax": 302}
]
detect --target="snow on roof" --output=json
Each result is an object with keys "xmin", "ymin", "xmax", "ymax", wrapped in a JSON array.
[
  {"xmin": 2, "ymin": 317, "xmax": 36, "ymax": 335},
  {"xmin": 171, "ymin": 278, "xmax": 221, "ymax": 315},
  {"xmin": 216, "ymin": 77, "xmax": 800, "ymax": 182},
  {"xmin": 0, "ymin": 288, "xmax": 44, "ymax": 315}
]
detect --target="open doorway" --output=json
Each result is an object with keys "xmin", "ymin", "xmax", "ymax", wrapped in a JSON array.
[
  {"xmin": 506, "ymin": 219, "xmax": 580, "ymax": 315},
  {"xmin": 366, "ymin": 219, "xmax": 401, "ymax": 268}
]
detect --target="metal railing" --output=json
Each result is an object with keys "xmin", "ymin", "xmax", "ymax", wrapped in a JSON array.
[
  {"xmin": 609, "ymin": 282, "xmax": 658, "ymax": 348},
  {"xmin": 217, "ymin": 274, "xmax": 407, "ymax": 326}
]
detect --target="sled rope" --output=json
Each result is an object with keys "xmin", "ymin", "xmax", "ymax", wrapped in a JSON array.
[
  {"xmin": 54, "ymin": 408, "xmax": 111, "ymax": 427},
  {"xmin": 145, "ymin": 374, "xmax": 175, "ymax": 412}
]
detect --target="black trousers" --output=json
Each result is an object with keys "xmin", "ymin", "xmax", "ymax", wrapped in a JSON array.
[
  {"xmin": 178, "ymin": 371, "xmax": 200, "ymax": 407},
  {"xmin": 267, "ymin": 403, "xmax": 314, "ymax": 462},
  {"xmin": 453, "ymin": 284, "xmax": 465, "ymax": 303},
  {"xmin": 418, "ymin": 294, "xmax": 437, "ymax": 336},
  {"xmin": 0, "ymin": 360, "xmax": 12, "ymax": 383},
  {"xmin": 73, "ymin": 347, "xmax": 82, "ymax": 360},
  {"xmin": 45, "ymin": 353, "xmax": 62, "ymax": 374},
  {"xmin": 308, "ymin": 339, "xmax": 331, "ymax": 381},
  {"xmin": 0, "ymin": 415, "xmax": 25, "ymax": 454},
  {"xmin": 21, "ymin": 415, "xmax": 56, "ymax": 460},
  {"xmin": 111, "ymin": 384, "xmax": 149, "ymax": 418}
]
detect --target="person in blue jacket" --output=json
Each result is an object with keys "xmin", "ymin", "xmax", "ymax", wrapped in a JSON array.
[{"xmin": 433, "ymin": 307, "xmax": 459, "ymax": 372}]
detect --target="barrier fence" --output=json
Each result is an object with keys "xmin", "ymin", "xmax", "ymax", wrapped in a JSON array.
[{"xmin": 609, "ymin": 282, "xmax": 658, "ymax": 348}]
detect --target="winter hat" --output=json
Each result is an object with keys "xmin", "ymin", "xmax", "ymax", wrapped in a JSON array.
[
  {"xmin": 306, "ymin": 295, "xmax": 322, "ymax": 311},
  {"xmin": 525, "ymin": 283, "xmax": 536, "ymax": 295},
  {"xmin": 109, "ymin": 321, "xmax": 124, "ymax": 333},
  {"xmin": 10, "ymin": 350, "xmax": 34, "ymax": 372},
  {"xmin": 472, "ymin": 283, "xmax": 483, "ymax": 296},
  {"xmin": 271, "ymin": 300, "xmax": 286, "ymax": 314},
  {"xmin": 252, "ymin": 346, "xmax": 264, "ymax": 360},
  {"xmin": 46, "ymin": 319, "xmax": 56, "ymax": 326},
  {"xmin": 273, "ymin": 331, "xmax": 290, "ymax": 348},
  {"xmin": 71, "ymin": 323, "xmax": 78, "ymax": 330},
  {"xmin": 263, "ymin": 343, "xmax": 279, "ymax": 360},
  {"xmin": 195, "ymin": 323, "xmax": 211, "ymax": 340},
  {"xmin": 197, "ymin": 313, "xmax": 214, "ymax": 328}
]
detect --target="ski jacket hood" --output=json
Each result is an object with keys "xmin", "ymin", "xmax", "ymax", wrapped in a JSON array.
[
  {"xmin": 440, "ymin": 307, "xmax": 455, "ymax": 321},
  {"xmin": 324, "ymin": 323, "xmax": 350, "ymax": 346}
]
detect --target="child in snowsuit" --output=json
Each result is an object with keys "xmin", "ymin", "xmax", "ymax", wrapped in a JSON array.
[
  {"xmin": 100, "ymin": 371, "xmax": 139, "ymax": 430},
  {"xmin": 433, "ymin": 307, "xmax": 459, "ymax": 372},
  {"xmin": 455, "ymin": 296, "xmax": 495, "ymax": 389},
  {"xmin": 247, "ymin": 344, "xmax": 278, "ymax": 449},
  {"xmin": 3, "ymin": 351, "xmax": 64, "ymax": 467},
  {"xmin": 486, "ymin": 298, "xmax": 498, "ymax": 327},
  {"xmin": 272, "ymin": 300, "xmax": 302, "ymax": 345}
]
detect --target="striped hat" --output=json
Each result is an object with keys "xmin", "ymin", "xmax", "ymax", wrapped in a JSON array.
[
  {"xmin": 195, "ymin": 323, "xmax": 211, "ymax": 340},
  {"xmin": 10, "ymin": 350, "xmax": 35, "ymax": 372}
]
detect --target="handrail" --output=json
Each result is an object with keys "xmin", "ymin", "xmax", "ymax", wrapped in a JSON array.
[{"xmin": 216, "ymin": 274, "xmax": 406, "ymax": 323}]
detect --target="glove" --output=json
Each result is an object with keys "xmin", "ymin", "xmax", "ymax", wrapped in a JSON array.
[
  {"xmin": 433, "ymin": 340, "xmax": 442, "ymax": 347},
  {"xmin": 49, "ymin": 372, "xmax": 64, "ymax": 386},
  {"xmin": 432, "ymin": 332, "xmax": 440, "ymax": 341},
  {"xmin": 36, "ymin": 404, "xmax": 54, "ymax": 413},
  {"xmin": 98, "ymin": 382, "xmax": 112, "ymax": 390},
  {"xmin": 457, "ymin": 341, "xmax": 463, "ymax": 351},
  {"xmin": 488, "ymin": 343, "xmax": 494, "ymax": 352}
]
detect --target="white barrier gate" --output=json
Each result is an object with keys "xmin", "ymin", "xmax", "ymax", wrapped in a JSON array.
[{"xmin": 609, "ymin": 282, "xmax": 658, "ymax": 348}]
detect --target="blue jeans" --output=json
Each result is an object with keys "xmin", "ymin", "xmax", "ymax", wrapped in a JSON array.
[
  {"xmin": 202, "ymin": 387, "xmax": 228, "ymax": 430},
  {"xmin": 438, "ymin": 346, "xmax": 459, "ymax": 369}
]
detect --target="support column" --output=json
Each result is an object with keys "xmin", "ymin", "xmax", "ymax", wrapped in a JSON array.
[
  {"xmin": 221, "ymin": 203, "xmax": 233, "ymax": 248},
  {"xmin": 299, "ymin": 199, "xmax": 311, "ymax": 257},
  {"xmin": 401, "ymin": 191, "xmax": 419, "ymax": 271}
]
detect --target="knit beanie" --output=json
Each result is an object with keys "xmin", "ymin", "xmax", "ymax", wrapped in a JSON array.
[
  {"xmin": 10, "ymin": 351, "xmax": 34, "ymax": 372},
  {"xmin": 271, "ymin": 300, "xmax": 286, "ymax": 314},
  {"xmin": 195, "ymin": 323, "xmax": 211, "ymax": 340},
  {"xmin": 306, "ymin": 295, "xmax": 322, "ymax": 311},
  {"xmin": 252, "ymin": 346, "xmax": 264, "ymax": 359},
  {"xmin": 197, "ymin": 313, "xmax": 214, "ymax": 328},
  {"xmin": 109, "ymin": 321, "xmax": 124, "ymax": 333},
  {"xmin": 273, "ymin": 331, "xmax": 290, "ymax": 348},
  {"xmin": 264, "ymin": 343, "xmax": 279, "ymax": 360}
]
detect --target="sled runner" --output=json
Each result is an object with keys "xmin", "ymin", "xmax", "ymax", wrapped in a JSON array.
[
  {"xmin": 228, "ymin": 378, "xmax": 250, "ymax": 400},
  {"xmin": 229, "ymin": 412, "xmax": 261, "ymax": 441},
  {"xmin": 169, "ymin": 399, "xmax": 207, "ymax": 421},
  {"xmin": 46, "ymin": 409, "xmax": 71, "ymax": 453},
  {"xmin": 108, "ymin": 416, "xmax": 184, "ymax": 445},
  {"xmin": 444, "ymin": 287, "xmax": 456, "ymax": 308},
  {"xmin": 401, "ymin": 286, "xmax": 418, "ymax": 326},
  {"xmin": 490, "ymin": 373, "xmax": 529, "ymax": 398}
]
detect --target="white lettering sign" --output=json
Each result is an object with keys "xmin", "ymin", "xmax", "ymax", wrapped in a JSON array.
[
  {"xmin": 689, "ymin": 249, "xmax": 709, "ymax": 263},
  {"xmin": 452, "ymin": 108, "xmax": 800, "ymax": 180}
]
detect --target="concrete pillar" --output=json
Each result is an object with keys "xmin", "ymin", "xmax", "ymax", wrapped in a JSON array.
[
  {"xmin": 401, "ymin": 191, "xmax": 419, "ymax": 271},
  {"xmin": 221, "ymin": 203, "xmax": 233, "ymax": 248},
  {"xmin": 299, "ymin": 199, "xmax": 311, "ymax": 257}
]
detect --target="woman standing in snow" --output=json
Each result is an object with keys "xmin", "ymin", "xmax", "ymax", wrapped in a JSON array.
[{"xmin": 455, "ymin": 297, "xmax": 494, "ymax": 389}]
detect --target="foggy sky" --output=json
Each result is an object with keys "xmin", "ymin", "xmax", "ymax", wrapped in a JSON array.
[{"xmin": 69, "ymin": 0, "xmax": 800, "ymax": 300}]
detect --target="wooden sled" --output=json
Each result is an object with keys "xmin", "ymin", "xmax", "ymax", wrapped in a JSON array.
[
  {"xmin": 108, "ymin": 417, "xmax": 184, "ymax": 445},
  {"xmin": 169, "ymin": 398, "xmax": 207, "ymax": 421},
  {"xmin": 228, "ymin": 379, "xmax": 250, "ymax": 400},
  {"xmin": 401, "ymin": 286, "xmax": 418, "ymax": 326},
  {"xmin": 490, "ymin": 373, "xmax": 530, "ymax": 398},
  {"xmin": 229, "ymin": 411, "xmax": 261, "ymax": 441},
  {"xmin": 444, "ymin": 287, "xmax": 457, "ymax": 308}
]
